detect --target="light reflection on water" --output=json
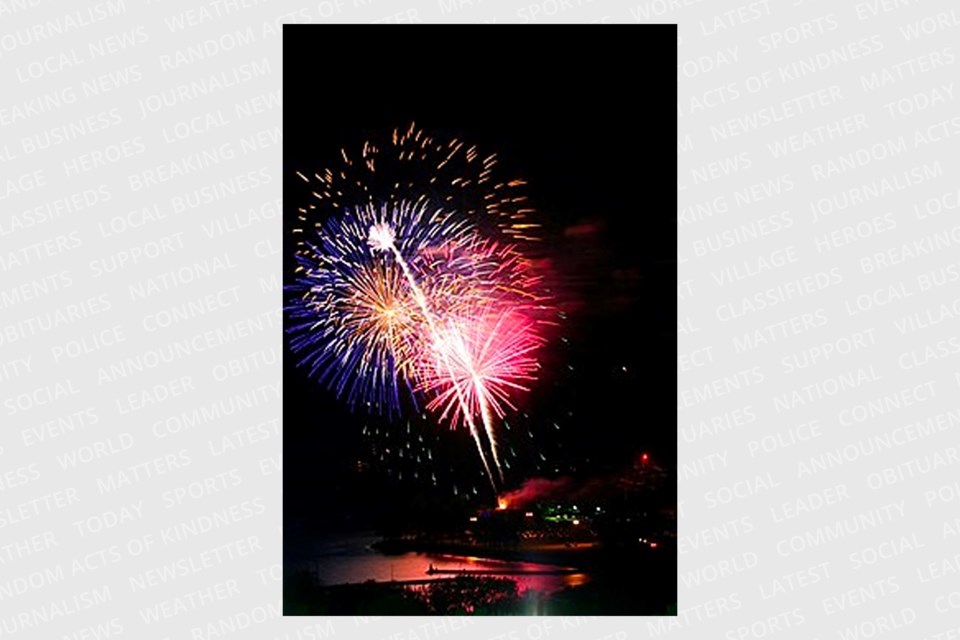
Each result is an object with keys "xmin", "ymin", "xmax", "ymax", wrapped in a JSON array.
[{"xmin": 301, "ymin": 535, "xmax": 589, "ymax": 594}]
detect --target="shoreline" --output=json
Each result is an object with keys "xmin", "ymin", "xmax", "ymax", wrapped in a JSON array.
[{"xmin": 371, "ymin": 537, "xmax": 602, "ymax": 569}]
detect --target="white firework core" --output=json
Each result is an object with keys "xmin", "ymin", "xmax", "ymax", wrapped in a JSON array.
[{"xmin": 368, "ymin": 223, "xmax": 396, "ymax": 252}]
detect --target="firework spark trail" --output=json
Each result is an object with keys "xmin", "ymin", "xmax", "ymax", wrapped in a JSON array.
[
  {"xmin": 478, "ymin": 379, "xmax": 502, "ymax": 483},
  {"xmin": 369, "ymin": 222, "xmax": 500, "ymax": 493},
  {"xmin": 423, "ymin": 308, "xmax": 545, "ymax": 485},
  {"xmin": 475, "ymin": 313, "xmax": 514, "ymax": 483}
]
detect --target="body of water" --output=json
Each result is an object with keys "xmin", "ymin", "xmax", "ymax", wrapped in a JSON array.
[{"xmin": 295, "ymin": 534, "xmax": 589, "ymax": 594}]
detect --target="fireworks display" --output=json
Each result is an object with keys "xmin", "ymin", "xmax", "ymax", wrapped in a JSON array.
[{"xmin": 286, "ymin": 124, "xmax": 552, "ymax": 493}]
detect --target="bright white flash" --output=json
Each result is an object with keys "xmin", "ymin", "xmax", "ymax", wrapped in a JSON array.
[{"xmin": 368, "ymin": 223, "xmax": 395, "ymax": 252}]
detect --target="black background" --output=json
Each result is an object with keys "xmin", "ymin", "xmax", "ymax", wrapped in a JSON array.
[{"xmin": 284, "ymin": 26, "xmax": 677, "ymax": 538}]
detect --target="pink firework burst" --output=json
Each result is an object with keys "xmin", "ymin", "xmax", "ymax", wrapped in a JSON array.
[{"xmin": 418, "ymin": 305, "xmax": 545, "ymax": 431}]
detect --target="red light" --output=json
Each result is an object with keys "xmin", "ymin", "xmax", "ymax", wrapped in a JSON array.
[
  {"xmin": 649, "ymin": 542, "xmax": 658, "ymax": 548},
  {"xmin": 641, "ymin": 453, "xmax": 649, "ymax": 462}
]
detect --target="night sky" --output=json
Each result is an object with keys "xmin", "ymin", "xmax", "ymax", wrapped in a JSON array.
[{"xmin": 284, "ymin": 26, "xmax": 677, "ymax": 537}]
